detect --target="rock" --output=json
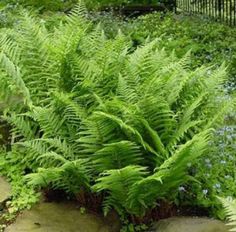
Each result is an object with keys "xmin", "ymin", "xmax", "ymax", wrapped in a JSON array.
[
  {"xmin": 0, "ymin": 177, "xmax": 11, "ymax": 203},
  {"xmin": 152, "ymin": 217, "xmax": 230, "ymax": 232},
  {"xmin": 5, "ymin": 202, "xmax": 119, "ymax": 232}
]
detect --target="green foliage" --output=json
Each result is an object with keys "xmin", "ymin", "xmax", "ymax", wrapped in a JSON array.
[
  {"xmin": 0, "ymin": 5, "xmax": 232, "ymax": 223},
  {"xmin": 84, "ymin": 0, "xmax": 169, "ymax": 10},
  {"xmin": 98, "ymin": 11, "xmax": 236, "ymax": 220},
  {"xmin": 115, "ymin": 13, "xmax": 236, "ymax": 87},
  {"xmin": 168, "ymin": 93, "xmax": 235, "ymax": 219},
  {"xmin": 220, "ymin": 197, "xmax": 236, "ymax": 231},
  {"xmin": 0, "ymin": 149, "xmax": 39, "ymax": 218},
  {"xmin": 187, "ymin": 123, "xmax": 236, "ymax": 219},
  {"xmin": 1, "ymin": 0, "xmax": 79, "ymax": 12},
  {"xmin": 120, "ymin": 223, "xmax": 148, "ymax": 232},
  {"xmin": 138, "ymin": 14, "xmax": 236, "ymax": 85}
]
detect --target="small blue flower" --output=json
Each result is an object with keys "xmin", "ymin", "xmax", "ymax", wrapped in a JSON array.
[
  {"xmin": 202, "ymin": 189, "xmax": 208, "ymax": 195},
  {"xmin": 213, "ymin": 183, "xmax": 221, "ymax": 189},
  {"xmin": 225, "ymin": 175, "xmax": 231, "ymax": 179},
  {"xmin": 220, "ymin": 160, "xmax": 227, "ymax": 164},
  {"xmin": 206, "ymin": 163, "xmax": 212, "ymax": 168},
  {"xmin": 178, "ymin": 186, "xmax": 185, "ymax": 192}
]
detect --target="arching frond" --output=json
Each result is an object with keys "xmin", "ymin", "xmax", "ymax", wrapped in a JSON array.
[
  {"xmin": 127, "ymin": 129, "xmax": 212, "ymax": 216},
  {"xmin": 92, "ymin": 141, "xmax": 143, "ymax": 172},
  {"xmin": 220, "ymin": 197, "xmax": 236, "ymax": 231},
  {"xmin": 93, "ymin": 165, "xmax": 148, "ymax": 216}
]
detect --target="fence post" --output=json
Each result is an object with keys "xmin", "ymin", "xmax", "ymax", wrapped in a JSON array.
[
  {"xmin": 176, "ymin": 0, "xmax": 236, "ymax": 26},
  {"xmin": 218, "ymin": 0, "xmax": 222, "ymax": 20},
  {"xmin": 174, "ymin": 0, "xmax": 177, "ymax": 12}
]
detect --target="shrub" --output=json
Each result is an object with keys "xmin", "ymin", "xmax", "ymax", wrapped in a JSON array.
[
  {"xmin": 1, "ymin": 0, "xmax": 78, "ymax": 12},
  {"xmin": 84, "ymin": 0, "xmax": 171, "ymax": 10},
  {"xmin": 0, "ymin": 5, "xmax": 231, "ymax": 221}
]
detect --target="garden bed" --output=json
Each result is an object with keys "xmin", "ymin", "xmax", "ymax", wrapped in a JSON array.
[{"xmin": 0, "ymin": 1, "xmax": 235, "ymax": 231}]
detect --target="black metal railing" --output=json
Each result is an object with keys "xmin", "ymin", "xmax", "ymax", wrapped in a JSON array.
[{"xmin": 176, "ymin": 0, "xmax": 236, "ymax": 26}]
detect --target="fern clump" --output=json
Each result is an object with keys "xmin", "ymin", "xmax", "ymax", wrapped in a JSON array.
[{"xmin": 0, "ymin": 4, "xmax": 232, "ymax": 220}]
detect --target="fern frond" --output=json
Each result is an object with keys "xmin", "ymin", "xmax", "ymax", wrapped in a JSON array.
[
  {"xmin": 127, "ymin": 129, "xmax": 212, "ymax": 216},
  {"xmin": 36, "ymin": 151, "xmax": 67, "ymax": 167},
  {"xmin": 31, "ymin": 107, "xmax": 65, "ymax": 138},
  {"xmin": 220, "ymin": 197, "xmax": 236, "ymax": 231},
  {"xmin": 40, "ymin": 138, "xmax": 75, "ymax": 160},
  {"xmin": 5, "ymin": 113, "xmax": 35, "ymax": 140},
  {"xmin": 93, "ymin": 165, "xmax": 148, "ymax": 216},
  {"xmin": 92, "ymin": 141, "xmax": 143, "ymax": 172},
  {"xmin": 26, "ymin": 159, "xmax": 90, "ymax": 194},
  {"xmin": 25, "ymin": 167, "xmax": 60, "ymax": 188},
  {"xmin": 16, "ymin": 139, "xmax": 48, "ymax": 164},
  {"xmin": 0, "ymin": 52, "xmax": 32, "ymax": 107}
]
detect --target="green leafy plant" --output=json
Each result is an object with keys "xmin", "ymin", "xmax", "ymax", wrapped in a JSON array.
[
  {"xmin": 1, "ymin": 0, "xmax": 79, "ymax": 12},
  {"xmin": 220, "ymin": 197, "xmax": 236, "ymax": 231},
  {"xmin": 0, "ymin": 4, "xmax": 232, "ymax": 224},
  {"xmin": 124, "ymin": 13, "xmax": 236, "ymax": 87},
  {"xmin": 84, "ymin": 0, "xmax": 172, "ymax": 10},
  {"xmin": 189, "ymin": 123, "xmax": 236, "ymax": 219},
  {"xmin": 101, "ymin": 11, "xmax": 236, "ymax": 220}
]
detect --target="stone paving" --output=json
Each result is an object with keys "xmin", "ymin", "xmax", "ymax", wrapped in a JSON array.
[
  {"xmin": 0, "ymin": 177, "xmax": 11, "ymax": 204},
  {"xmin": 152, "ymin": 217, "xmax": 230, "ymax": 232},
  {"xmin": 5, "ymin": 202, "xmax": 118, "ymax": 232}
]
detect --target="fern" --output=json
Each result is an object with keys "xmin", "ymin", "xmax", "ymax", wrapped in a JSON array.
[
  {"xmin": 0, "ymin": 5, "xmax": 232, "ymax": 220},
  {"xmin": 93, "ymin": 165, "xmax": 148, "ymax": 216},
  {"xmin": 92, "ymin": 141, "xmax": 143, "ymax": 172},
  {"xmin": 26, "ymin": 158, "xmax": 90, "ymax": 194},
  {"xmin": 220, "ymin": 197, "xmax": 236, "ymax": 231}
]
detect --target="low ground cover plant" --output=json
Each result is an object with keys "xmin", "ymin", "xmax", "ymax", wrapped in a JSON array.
[{"xmin": 0, "ymin": 4, "xmax": 233, "ymax": 228}]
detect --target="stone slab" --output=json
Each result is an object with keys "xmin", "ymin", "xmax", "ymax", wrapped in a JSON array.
[
  {"xmin": 0, "ymin": 177, "xmax": 11, "ymax": 203},
  {"xmin": 152, "ymin": 217, "xmax": 230, "ymax": 232},
  {"xmin": 5, "ymin": 202, "xmax": 116, "ymax": 232}
]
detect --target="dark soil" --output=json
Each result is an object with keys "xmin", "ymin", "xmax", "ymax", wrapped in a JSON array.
[{"xmin": 42, "ymin": 188, "xmax": 210, "ymax": 226}]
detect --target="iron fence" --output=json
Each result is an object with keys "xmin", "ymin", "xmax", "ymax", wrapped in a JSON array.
[{"xmin": 176, "ymin": 0, "xmax": 236, "ymax": 26}]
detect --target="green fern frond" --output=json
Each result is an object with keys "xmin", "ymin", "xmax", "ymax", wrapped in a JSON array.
[
  {"xmin": 0, "ymin": 52, "xmax": 32, "ymax": 107},
  {"xmin": 92, "ymin": 141, "xmax": 143, "ymax": 172},
  {"xmin": 40, "ymin": 138, "xmax": 75, "ymax": 160},
  {"xmin": 26, "ymin": 159, "xmax": 90, "ymax": 194},
  {"xmin": 220, "ymin": 197, "xmax": 236, "ymax": 231},
  {"xmin": 31, "ymin": 107, "xmax": 65, "ymax": 138},
  {"xmin": 127, "ymin": 129, "xmax": 212, "ymax": 216},
  {"xmin": 93, "ymin": 165, "xmax": 148, "ymax": 216},
  {"xmin": 25, "ymin": 168, "xmax": 60, "ymax": 188},
  {"xmin": 5, "ymin": 113, "xmax": 35, "ymax": 140},
  {"xmin": 36, "ymin": 151, "xmax": 67, "ymax": 167}
]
